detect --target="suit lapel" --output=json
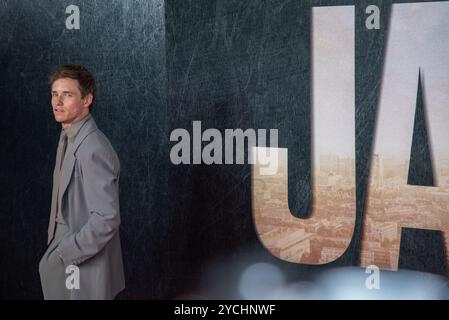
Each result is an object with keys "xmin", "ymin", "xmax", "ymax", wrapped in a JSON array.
[{"xmin": 59, "ymin": 117, "xmax": 98, "ymax": 204}]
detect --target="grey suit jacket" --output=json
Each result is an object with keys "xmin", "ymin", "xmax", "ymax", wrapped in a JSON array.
[{"xmin": 47, "ymin": 116, "xmax": 125, "ymax": 299}]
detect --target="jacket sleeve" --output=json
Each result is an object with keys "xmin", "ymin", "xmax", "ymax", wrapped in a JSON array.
[{"xmin": 57, "ymin": 144, "xmax": 121, "ymax": 266}]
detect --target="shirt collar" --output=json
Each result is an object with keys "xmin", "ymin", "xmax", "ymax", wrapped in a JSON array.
[{"xmin": 62, "ymin": 113, "xmax": 92, "ymax": 142}]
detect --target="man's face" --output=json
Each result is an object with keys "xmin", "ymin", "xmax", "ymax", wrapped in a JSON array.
[{"xmin": 51, "ymin": 78, "xmax": 92, "ymax": 128}]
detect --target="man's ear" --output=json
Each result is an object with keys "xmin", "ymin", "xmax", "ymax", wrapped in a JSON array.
[{"xmin": 83, "ymin": 94, "xmax": 93, "ymax": 109}]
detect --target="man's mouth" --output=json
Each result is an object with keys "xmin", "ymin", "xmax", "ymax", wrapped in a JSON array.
[{"xmin": 54, "ymin": 108, "xmax": 64, "ymax": 113}]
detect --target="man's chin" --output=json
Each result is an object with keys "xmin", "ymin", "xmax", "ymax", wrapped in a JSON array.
[{"xmin": 53, "ymin": 115, "xmax": 66, "ymax": 124}]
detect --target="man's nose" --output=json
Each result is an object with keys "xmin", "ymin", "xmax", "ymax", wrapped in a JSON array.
[{"xmin": 56, "ymin": 96, "xmax": 64, "ymax": 105}]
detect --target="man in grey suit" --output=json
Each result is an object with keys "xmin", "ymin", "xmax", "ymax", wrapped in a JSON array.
[{"xmin": 39, "ymin": 64, "xmax": 125, "ymax": 300}]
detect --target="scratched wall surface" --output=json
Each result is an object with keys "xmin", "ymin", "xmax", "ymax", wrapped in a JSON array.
[
  {"xmin": 1, "ymin": 0, "xmax": 448, "ymax": 299},
  {"xmin": 165, "ymin": 0, "xmax": 325, "ymax": 297}
]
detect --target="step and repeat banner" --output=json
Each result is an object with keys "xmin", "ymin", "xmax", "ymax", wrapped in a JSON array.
[{"xmin": 1, "ymin": 0, "xmax": 449, "ymax": 300}]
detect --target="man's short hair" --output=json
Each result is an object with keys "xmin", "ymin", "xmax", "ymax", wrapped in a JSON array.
[{"xmin": 49, "ymin": 64, "xmax": 96, "ymax": 108}]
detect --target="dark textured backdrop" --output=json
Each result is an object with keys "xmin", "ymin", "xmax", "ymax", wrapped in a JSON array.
[{"xmin": 0, "ymin": 0, "xmax": 447, "ymax": 299}]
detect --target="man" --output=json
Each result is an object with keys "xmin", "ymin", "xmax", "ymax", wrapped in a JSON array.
[{"xmin": 39, "ymin": 64, "xmax": 125, "ymax": 300}]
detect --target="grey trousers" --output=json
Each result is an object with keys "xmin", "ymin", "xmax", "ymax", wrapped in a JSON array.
[{"xmin": 39, "ymin": 223, "xmax": 71, "ymax": 300}]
